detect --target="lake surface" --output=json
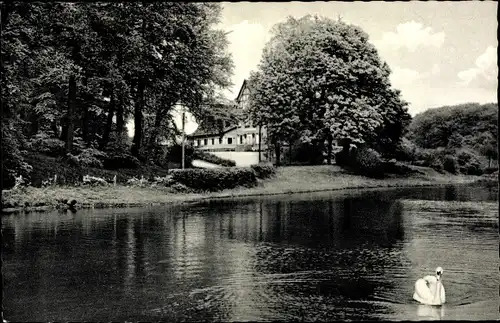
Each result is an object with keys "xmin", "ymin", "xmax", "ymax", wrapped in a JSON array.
[{"xmin": 2, "ymin": 184, "xmax": 499, "ymax": 321}]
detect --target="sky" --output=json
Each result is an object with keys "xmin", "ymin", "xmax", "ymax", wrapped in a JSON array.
[{"xmin": 217, "ymin": 1, "xmax": 498, "ymax": 116}]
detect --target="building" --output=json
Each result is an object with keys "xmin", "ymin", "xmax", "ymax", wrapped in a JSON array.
[{"xmin": 187, "ymin": 80, "xmax": 269, "ymax": 165}]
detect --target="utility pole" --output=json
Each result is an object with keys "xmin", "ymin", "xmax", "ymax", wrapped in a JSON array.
[
  {"xmin": 181, "ymin": 105, "xmax": 186, "ymax": 170},
  {"xmin": 258, "ymin": 124, "xmax": 262, "ymax": 163}
]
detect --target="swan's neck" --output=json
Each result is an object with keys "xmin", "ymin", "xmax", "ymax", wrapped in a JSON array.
[{"xmin": 433, "ymin": 278, "xmax": 441, "ymax": 303}]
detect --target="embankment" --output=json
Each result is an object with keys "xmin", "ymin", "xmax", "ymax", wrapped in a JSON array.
[{"xmin": 1, "ymin": 165, "xmax": 492, "ymax": 213}]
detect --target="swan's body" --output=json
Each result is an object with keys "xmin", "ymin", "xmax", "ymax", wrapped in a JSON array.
[{"xmin": 413, "ymin": 267, "xmax": 446, "ymax": 306}]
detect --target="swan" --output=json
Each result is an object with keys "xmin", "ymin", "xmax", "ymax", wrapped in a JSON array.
[{"xmin": 413, "ymin": 267, "xmax": 446, "ymax": 306}]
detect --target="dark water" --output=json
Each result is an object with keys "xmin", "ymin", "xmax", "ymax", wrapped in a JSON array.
[{"xmin": 2, "ymin": 184, "xmax": 499, "ymax": 321}]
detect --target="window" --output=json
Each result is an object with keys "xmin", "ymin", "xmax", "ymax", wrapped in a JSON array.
[
  {"xmin": 227, "ymin": 137, "xmax": 233, "ymax": 144},
  {"xmin": 211, "ymin": 138, "xmax": 215, "ymax": 145},
  {"xmin": 197, "ymin": 139, "xmax": 200, "ymax": 146},
  {"xmin": 252, "ymin": 133, "xmax": 255, "ymax": 138},
  {"xmin": 219, "ymin": 138, "xmax": 223, "ymax": 144},
  {"xmin": 240, "ymin": 136, "xmax": 243, "ymax": 144},
  {"xmin": 204, "ymin": 139, "xmax": 208, "ymax": 145}
]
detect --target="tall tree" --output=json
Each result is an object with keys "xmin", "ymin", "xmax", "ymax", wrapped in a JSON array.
[{"xmin": 248, "ymin": 15, "xmax": 411, "ymax": 161}]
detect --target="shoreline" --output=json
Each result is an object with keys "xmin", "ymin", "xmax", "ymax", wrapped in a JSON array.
[{"xmin": 2, "ymin": 165, "xmax": 493, "ymax": 214}]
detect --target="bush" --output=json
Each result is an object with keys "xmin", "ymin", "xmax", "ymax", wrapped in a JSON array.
[
  {"xmin": 443, "ymin": 155, "xmax": 459, "ymax": 174},
  {"xmin": 103, "ymin": 151, "xmax": 141, "ymax": 170},
  {"xmin": 284, "ymin": 141, "xmax": 325, "ymax": 165},
  {"xmin": 170, "ymin": 168, "xmax": 257, "ymax": 192},
  {"xmin": 27, "ymin": 133, "xmax": 65, "ymax": 157},
  {"xmin": 457, "ymin": 150, "xmax": 484, "ymax": 175},
  {"xmin": 393, "ymin": 138, "xmax": 417, "ymax": 162},
  {"xmin": 251, "ymin": 163, "xmax": 276, "ymax": 179},
  {"xmin": 484, "ymin": 167, "xmax": 499, "ymax": 175},
  {"xmin": 70, "ymin": 148, "xmax": 108, "ymax": 168},
  {"xmin": 353, "ymin": 147, "xmax": 384, "ymax": 178},
  {"xmin": 335, "ymin": 149, "xmax": 351, "ymax": 167},
  {"xmin": 193, "ymin": 150, "xmax": 236, "ymax": 167}
]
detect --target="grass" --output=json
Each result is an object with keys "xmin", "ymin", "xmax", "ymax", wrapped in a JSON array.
[{"xmin": 2, "ymin": 164, "xmax": 489, "ymax": 214}]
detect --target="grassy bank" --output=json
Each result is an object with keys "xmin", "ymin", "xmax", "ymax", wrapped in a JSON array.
[{"xmin": 2, "ymin": 165, "xmax": 491, "ymax": 214}]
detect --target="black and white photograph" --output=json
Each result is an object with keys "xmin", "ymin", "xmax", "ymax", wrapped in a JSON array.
[{"xmin": 1, "ymin": 1, "xmax": 498, "ymax": 321}]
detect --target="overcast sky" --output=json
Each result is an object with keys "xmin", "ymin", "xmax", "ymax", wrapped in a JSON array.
[{"xmin": 218, "ymin": 1, "xmax": 498, "ymax": 116}]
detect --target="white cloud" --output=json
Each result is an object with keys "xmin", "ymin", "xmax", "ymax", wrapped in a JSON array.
[
  {"xmin": 390, "ymin": 66, "xmax": 421, "ymax": 87},
  {"xmin": 223, "ymin": 20, "xmax": 271, "ymax": 99},
  {"xmin": 457, "ymin": 46, "xmax": 498, "ymax": 90},
  {"xmin": 377, "ymin": 21, "xmax": 445, "ymax": 52},
  {"xmin": 430, "ymin": 63, "xmax": 440, "ymax": 76}
]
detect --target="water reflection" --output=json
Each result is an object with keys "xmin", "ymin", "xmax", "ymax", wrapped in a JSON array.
[{"xmin": 2, "ymin": 185, "xmax": 498, "ymax": 321}]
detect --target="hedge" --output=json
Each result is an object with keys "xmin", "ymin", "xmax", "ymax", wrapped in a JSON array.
[
  {"xmin": 193, "ymin": 150, "xmax": 236, "ymax": 167},
  {"xmin": 251, "ymin": 163, "xmax": 276, "ymax": 179},
  {"xmin": 170, "ymin": 167, "xmax": 257, "ymax": 192}
]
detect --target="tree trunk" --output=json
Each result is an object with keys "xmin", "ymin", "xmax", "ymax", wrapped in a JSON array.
[
  {"xmin": 81, "ymin": 76, "xmax": 90, "ymax": 145},
  {"xmin": 51, "ymin": 120, "xmax": 59, "ymax": 138},
  {"xmin": 115, "ymin": 53, "xmax": 125, "ymax": 142},
  {"xmin": 28, "ymin": 113, "xmax": 39, "ymax": 137},
  {"xmin": 275, "ymin": 141, "xmax": 281, "ymax": 167},
  {"xmin": 116, "ymin": 97, "xmax": 124, "ymax": 140},
  {"xmin": 288, "ymin": 141, "xmax": 292, "ymax": 166},
  {"xmin": 327, "ymin": 135, "xmax": 333, "ymax": 165},
  {"xmin": 147, "ymin": 96, "xmax": 170, "ymax": 152},
  {"xmin": 131, "ymin": 80, "xmax": 145, "ymax": 157},
  {"xmin": 65, "ymin": 74, "xmax": 77, "ymax": 153},
  {"xmin": 60, "ymin": 117, "xmax": 68, "ymax": 141},
  {"xmin": 100, "ymin": 88, "xmax": 115, "ymax": 150}
]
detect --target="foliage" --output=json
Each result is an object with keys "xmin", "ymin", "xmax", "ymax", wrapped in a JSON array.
[
  {"xmin": 27, "ymin": 133, "xmax": 66, "ymax": 157},
  {"xmin": 443, "ymin": 155, "xmax": 459, "ymax": 174},
  {"xmin": 456, "ymin": 150, "xmax": 484, "ymax": 175},
  {"xmin": 23, "ymin": 153, "xmax": 169, "ymax": 187},
  {"xmin": 1, "ymin": 120, "xmax": 32, "ymax": 189},
  {"xmin": 248, "ymin": 15, "xmax": 411, "ymax": 162},
  {"xmin": 251, "ymin": 163, "xmax": 276, "ymax": 179},
  {"xmin": 1, "ymin": 2, "xmax": 234, "ymax": 183},
  {"xmin": 68, "ymin": 148, "xmax": 108, "ymax": 168},
  {"xmin": 283, "ymin": 140, "xmax": 325, "ymax": 165},
  {"xmin": 192, "ymin": 150, "xmax": 236, "ymax": 167},
  {"xmin": 392, "ymin": 137, "xmax": 418, "ymax": 162},
  {"xmin": 82, "ymin": 175, "xmax": 108, "ymax": 186},
  {"xmin": 352, "ymin": 147, "xmax": 385, "ymax": 178},
  {"xmin": 408, "ymin": 103, "xmax": 497, "ymax": 162},
  {"xmin": 413, "ymin": 147, "xmax": 485, "ymax": 175},
  {"xmin": 102, "ymin": 152, "xmax": 141, "ymax": 170},
  {"xmin": 170, "ymin": 168, "xmax": 257, "ymax": 192}
]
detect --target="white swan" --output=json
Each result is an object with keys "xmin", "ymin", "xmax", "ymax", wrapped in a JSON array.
[{"xmin": 413, "ymin": 267, "xmax": 446, "ymax": 306}]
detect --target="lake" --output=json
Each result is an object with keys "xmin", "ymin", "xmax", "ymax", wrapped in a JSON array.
[{"xmin": 2, "ymin": 184, "xmax": 498, "ymax": 321}]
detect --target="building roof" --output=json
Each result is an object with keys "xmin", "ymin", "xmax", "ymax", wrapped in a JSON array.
[
  {"xmin": 235, "ymin": 79, "xmax": 248, "ymax": 103},
  {"xmin": 188, "ymin": 80, "xmax": 250, "ymax": 139},
  {"xmin": 188, "ymin": 124, "xmax": 238, "ymax": 138}
]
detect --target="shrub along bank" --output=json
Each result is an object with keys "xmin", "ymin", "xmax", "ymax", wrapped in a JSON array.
[
  {"xmin": 170, "ymin": 168, "xmax": 258, "ymax": 192},
  {"xmin": 335, "ymin": 146, "xmax": 421, "ymax": 178}
]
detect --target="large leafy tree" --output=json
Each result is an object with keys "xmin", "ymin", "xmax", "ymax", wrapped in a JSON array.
[
  {"xmin": 1, "ymin": 2, "xmax": 233, "ymax": 188},
  {"xmin": 248, "ymin": 15, "xmax": 411, "ymax": 163}
]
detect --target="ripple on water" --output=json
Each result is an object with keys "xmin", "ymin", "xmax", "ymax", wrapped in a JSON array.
[{"xmin": 2, "ymin": 186, "xmax": 499, "ymax": 322}]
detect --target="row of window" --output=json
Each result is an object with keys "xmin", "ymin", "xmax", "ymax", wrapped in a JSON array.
[{"xmin": 194, "ymin": 133, "xmax": 258, "ymax": 146}]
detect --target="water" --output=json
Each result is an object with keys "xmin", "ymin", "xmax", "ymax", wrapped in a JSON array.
[{"xmin": 2, "ymin": 184, "xmax": 499, "ymax": 321}]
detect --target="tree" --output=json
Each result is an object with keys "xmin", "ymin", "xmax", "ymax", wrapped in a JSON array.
[
  {"xmin": 408, "ymin": 102, "xmax": 498, "ymax": 159},
  {"xmin": 1, "ymin": 2, "xmax": 234, "ymax": 186},
  {"xmin": 248, "ymin": 15, "xmax": 410, "ymax": 163}
]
